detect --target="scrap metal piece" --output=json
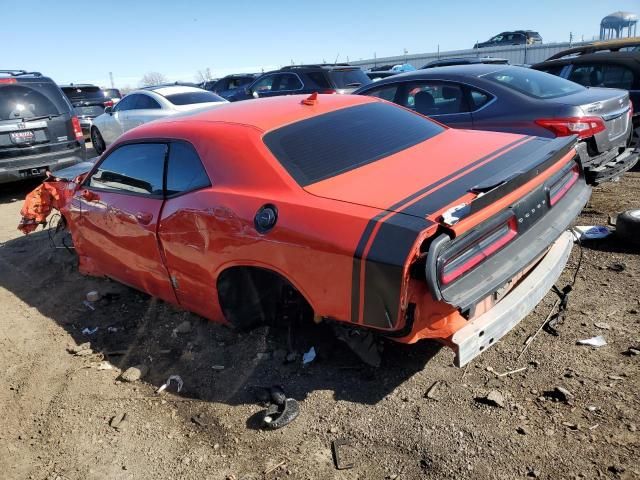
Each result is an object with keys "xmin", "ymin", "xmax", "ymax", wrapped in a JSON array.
[{"xmin": 331, "ymin": 439, "xmax": 354, "ymax": 470}]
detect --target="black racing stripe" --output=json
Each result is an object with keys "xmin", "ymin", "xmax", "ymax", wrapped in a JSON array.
[
  {"xmin": 361, "ymin": 214, "xmax": 433, "ymax": 328},
  {"xmin": 401, "ymin": 137, "xmax": 549, "ymax": 218},
  {"xmin": 351, "ymin": 212, "xmax": 387, "ymax": 323},
  {"xmin": 349, "ymin": 135, "xmax": 532, "ymax": 326}
]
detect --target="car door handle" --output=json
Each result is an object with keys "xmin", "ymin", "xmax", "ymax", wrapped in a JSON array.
[
  {"xmin": 135, "ymin": 211, "xmax": 153, "ymax": 225},
  {"xmin": 81, "ymin": 189, "xmax": 99, "ymax": 202}
]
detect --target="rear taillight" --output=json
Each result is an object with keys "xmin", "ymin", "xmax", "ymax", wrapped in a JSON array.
[
  {"xmin": 440, "ymin": 216, "xmax": 518, "ymax": 285},
  {"xmin": 549, "ymin": 164, "xmax": 579, "ymax": 206},
  {"xmin": 535, "ymin": 117, "xmax": 606, "ymax": 139},
  {"xmin": 71, "ymin": 116, "xmax": 83, "ymax": 139},
  {"xmin": 0, "ymin": 78, "xmax": 17, "ymax": 84},
  {"xmin": 104, "ymin": 100, "xmax": 114, "ymax": 107}
]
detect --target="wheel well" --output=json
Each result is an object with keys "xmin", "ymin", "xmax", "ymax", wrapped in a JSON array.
[{"xmin": 216, "ymin": 266, "xmax": 313, "ymax": 329}]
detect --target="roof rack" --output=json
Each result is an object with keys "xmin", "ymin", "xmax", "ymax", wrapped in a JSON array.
[
  {"xmin": 280, "ymin": 63, "xmax": 353, "ymax": 70},
  {"xmin": 0, "ymin": 70, "xmax": 43, "ymax": 77}
]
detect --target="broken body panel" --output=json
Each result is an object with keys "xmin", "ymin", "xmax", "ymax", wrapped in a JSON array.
[{"xmin": 19, "ymin": 94, "xmax": 590, "ymax": 366}]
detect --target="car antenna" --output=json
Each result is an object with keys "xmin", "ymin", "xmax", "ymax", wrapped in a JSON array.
[
  {"xmin": 301, "ymin": 92, "xmax": 318, "ymax": 106},
  {"xmin": 334, "ymin": 53, "xmax": 340, "ymax": 65}
]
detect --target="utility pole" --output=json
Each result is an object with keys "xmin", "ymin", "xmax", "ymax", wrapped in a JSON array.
[
  {"xmin": 109, "ymin": 72, "xmax": 114, "ymax": 88},
  {"xmin": 569, "ymin": 32, "xmax": 573, "ymax": 47}
]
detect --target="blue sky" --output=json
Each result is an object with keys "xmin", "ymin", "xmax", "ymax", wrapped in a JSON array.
[{"xmin": 3, "ymin": 0, "xmax": 638, "ymax": 87}]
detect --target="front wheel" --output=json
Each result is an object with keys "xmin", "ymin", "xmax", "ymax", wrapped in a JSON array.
[{"xmin": 90, "ymin": 127, "xmax": 106, "ymax": 155}]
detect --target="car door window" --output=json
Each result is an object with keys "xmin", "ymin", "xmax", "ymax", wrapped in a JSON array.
[
  {"xmin": 114, "ymin": 94, "xmax": 138, "ymax": 112},
  {"xmin": 363, "ymin": 85, "xmax": 399, "ymax": 102},
  {"xmin": 403, "ymin": 83, "xmax": 469, "ymax": 116},
  {"xmin": 272, "ymin": 73, "xmax": 303, "ymax": 92},
  {"xmin": 135, "ymin": 95, "xmax": 162, "ymax": 109},
  {"xmin": 166, "ymin": 142, "xmax": 211, "ymax": 196},
  {"xmin": 601, "ymin": 65, "xmax": 634, "ymax": 89},
  {"xmin": 87, "ymin": 143, "xmax": 167, "ymax": 195},
  {"xmin": 252, "ymin": 75, "xmax": 276, "ymax": 93}
]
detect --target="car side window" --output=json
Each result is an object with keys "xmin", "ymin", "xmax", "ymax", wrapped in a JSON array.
[
  {"xmin": 135, "ymin": 95, "xmax": 162, "ymax": 110},
  {"xmin": 252, "ymin": 75, "xmax": 276, "ymax": 93},
  {"xmin": 273, "ymin": 73, "xmax": 303, "ymax": 92},
  {"xmin": 601, "ymin": 65, "xmax": 634, "ymax": 90},
  {"xmin": 538, "ymin": 65, "xmax": 565, "ymax": 76},
  {"xmin": 87, "ymin": 143, "xmax": 167, "ymax": 196},
  {"xmin": 166, "ymin": 142, "xmax": 211, "ymax": 196},
  {"xmin": 403, "ymin": 82, "xmax": 469, "ymax": 116},
  {"xmin": 365, "ymin": 85, "xmax": 399, "ymax": 102},
  {"xmin": 114, "ymin": 94, "xmax": 137, "ymax": 112},
  {"xmin": 469, "ymin": 89, "xmax": 492, "ymax": 110}
]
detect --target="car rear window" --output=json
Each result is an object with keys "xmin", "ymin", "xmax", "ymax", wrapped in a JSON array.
[
  {"xmin": 0, "ymin": 82, "xmax": 67, "ymax": 120},
  {"xmin": 61, "ymin": 86, "xmax": 104, "ymax": 103},
  {"xmin": 263, "ymin": 102, "xmax": 445, "ymax": 186},
  {"xmin": 482, "ymin": 67, "xmax": 584, "ymax": 99},
  {"xmin": 164, "ymin": 91, "xmax": 225, "ymax": 105},
  {"xmin": 103, "ymin": 88, "xmax": 122, "ymax": 99},
  {"xmin": 327, "ymin": 69, "xmax": 371, "ymax": 89}
]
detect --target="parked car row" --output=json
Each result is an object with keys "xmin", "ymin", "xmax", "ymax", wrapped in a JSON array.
[{"xmin": 2, "ymin": 40, "xmax": 639, "ymax": 188}]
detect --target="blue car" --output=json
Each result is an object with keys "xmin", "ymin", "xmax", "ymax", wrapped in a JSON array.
[{"xmin": 354, "ymin": 65, "xmax": 637, "ymax": 184}]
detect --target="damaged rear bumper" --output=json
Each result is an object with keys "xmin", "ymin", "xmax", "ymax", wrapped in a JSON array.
[{"xmin": 451, "ymin": 230, "xmax": 573, "ymax": 367}]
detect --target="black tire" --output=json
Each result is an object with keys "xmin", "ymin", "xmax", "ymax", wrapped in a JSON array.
[
  {"xmin": 90, "ymin": 127, "xmax": 106, "ymax": 155},
  {"xmin": 616, "ymin": 209, "xmax": 640, "ymax": 246}
]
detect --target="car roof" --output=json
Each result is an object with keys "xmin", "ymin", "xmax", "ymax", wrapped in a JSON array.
[
  {"xmin": 59, "ymin": 83, "xmax": 99, "ymax": 88},
  {"xmin": 546, "ymin": 39, "xmax": 640, "ymax": 60},
  {"xmin": 127, "ymin": 94, "xmax": 377, "ymax": 135},
  {"xmin": 366, "ymin": 63, "xmax": 513, "ymax": 83},
  {"xmin": 535, "ymin": 51, "xmax": 640, "ymax": 66}
]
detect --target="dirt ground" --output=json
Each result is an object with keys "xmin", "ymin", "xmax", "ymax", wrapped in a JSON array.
[{"xmin": 0, "ymin": 158, "xmax": 638, "ymax": 480}]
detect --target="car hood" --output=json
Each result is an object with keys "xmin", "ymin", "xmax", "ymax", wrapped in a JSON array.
[{"xmin": 304, "ymin": 129, "xmax": 573, "ymax": 221}]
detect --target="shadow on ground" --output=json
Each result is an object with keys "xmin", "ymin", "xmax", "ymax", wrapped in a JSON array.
[{"xmin": 0, "ymin": 228, "xmax": 443, "ymax": 410}]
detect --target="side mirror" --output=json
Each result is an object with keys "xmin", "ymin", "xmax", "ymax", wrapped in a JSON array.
[
  {"xmin": 252, "ymin": 90, "xmax": 259, "ymax": 99},
  {"xmin": 104, "ymin": 106, "xmax": 113, "ymax": 114}
]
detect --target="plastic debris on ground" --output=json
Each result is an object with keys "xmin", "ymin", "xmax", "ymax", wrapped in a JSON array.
[
  {"xmin": 157, "ymin": 375, "xmax": 183, "ymax": 393},
  {"xmin": 302, "ymin": 347, "xmax": 316, "ymax": 365},
  {"xmin": 571, "ymin": 226, "xmax": 611, "ymax": 240},
  {"xmin": 576, "ymin": 335, "xmax": 607, "ymax": 347},
  {"xmin": 82, "ymin": 300, "xmax": 95, "ymax": 311},
  {"xmin": 86, "ymin": 291, "xmax": 100, "ymax": 302},
  {"xmin": 81, "ymin": 327, "xmax": 99, "ymax": 335}
]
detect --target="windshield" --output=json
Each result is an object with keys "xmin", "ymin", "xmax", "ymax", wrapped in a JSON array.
[
  {"xmin": 482, "ymin": 67, "xmax": 585, "ymax": 99},
  {"xmin": 263, "ymin": 102, "xmax": 444, "ymax": 186},
  {"xmin": 0, "ymin": 83, "xmax": 65, "ymax": 120},
  {"xmin": 328, "ymin": 69, "xmax": 371, "ymax": 89},
  {"xmin": 164, "ymin": 91, "xmax": 225, "ymax": 105}
]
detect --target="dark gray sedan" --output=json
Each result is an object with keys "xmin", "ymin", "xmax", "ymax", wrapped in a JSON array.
[{"xmin": 354, "ymin": 65, "xmax": 637, "ymax": 184}]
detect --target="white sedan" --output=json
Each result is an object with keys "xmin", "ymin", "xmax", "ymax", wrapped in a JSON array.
[{"xmin": 90, "ymin": 85, "xmax": 228, "ymax": 154}]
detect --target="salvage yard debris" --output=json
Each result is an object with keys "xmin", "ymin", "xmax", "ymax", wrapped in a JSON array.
[
  {"xmin": 571, "ymin": 225, "xmax": 611, "ymax": 240},
  {"xmin": 120, "ymin": 365, "xmax": 149, "ymax": 382},
  {"xmin": 157, "ymin": 375, "xmax": 183, "ymax": 393},
  {"xmin": 576, "ymin": 336, "xmax": 607, "ymax": 347}
]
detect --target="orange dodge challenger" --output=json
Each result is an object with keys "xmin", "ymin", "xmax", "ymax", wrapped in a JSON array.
[{"xmin": 22, "ymin": 93, "xmax": 590, "ymax": 366}]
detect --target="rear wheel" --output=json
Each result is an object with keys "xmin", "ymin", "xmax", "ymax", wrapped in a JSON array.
[{"xmin": 90, "ymin": 127, "xmax": 106, "ymax": 155}]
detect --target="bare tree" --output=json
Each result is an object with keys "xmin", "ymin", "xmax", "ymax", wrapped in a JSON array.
[
  {"xmin": 195, "ymin": 68, "xmax": 214, "ymax": 84},
  {"xmin": 139, "ymin": 72, "xmax": 168, "ymax": 87}
]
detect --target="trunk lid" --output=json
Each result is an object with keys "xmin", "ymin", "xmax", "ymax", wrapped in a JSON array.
[
  {"xmin": 546, "ymin": 87, "xmax": 631, "ymax": 151},
  {"xmin": 305, "ymin": 129, "xmax": 574, "ymax": 221}
]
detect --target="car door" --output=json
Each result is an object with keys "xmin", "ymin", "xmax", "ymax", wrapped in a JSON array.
[
  {"xmin": 125, "ymin": 94, "xmax": 165, "ymax": 130},
  {"xmin": 157, "ymin": 141, "xmax": 217, "ymax": 318},
  {"xmin": 73, "ymin": 142, "xmax": 177, "ymax": 303},
  {"xmin": 101, "ymin": 94, "xmax": 137, "ymax": 144}
]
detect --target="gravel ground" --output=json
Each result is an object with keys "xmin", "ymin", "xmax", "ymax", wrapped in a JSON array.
[{"xmin": 0, "ymin": 163, "xmax": 638, "ymax": 480}]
